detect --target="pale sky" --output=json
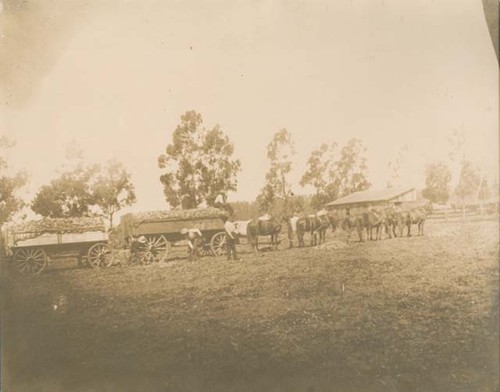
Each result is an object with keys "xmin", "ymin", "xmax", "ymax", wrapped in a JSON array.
[{"xmin": 0, "ymin": 0, "xmax": 498, "ymax": 219}]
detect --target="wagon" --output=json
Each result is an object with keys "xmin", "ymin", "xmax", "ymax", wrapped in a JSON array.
[
  {"xmin": 9, "ymin": 217, "xmax": 112, "ymax": 275},
  {"xmin": 115, "ymin": 208, "xmax": 228, "ymax": 263}
]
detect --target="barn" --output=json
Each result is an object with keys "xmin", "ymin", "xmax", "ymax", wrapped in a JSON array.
[{"xmin": 325, "ymin": 187, "xmax": 416, "ymax": 218}]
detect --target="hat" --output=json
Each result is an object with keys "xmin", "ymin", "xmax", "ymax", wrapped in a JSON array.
[
  {"xmin": 138, "ymin": 236, "xmax": 147, "ymax": 244},
  {"xmin": 181, "ymin": 228, "xmax": 189, "ymax": 235}
]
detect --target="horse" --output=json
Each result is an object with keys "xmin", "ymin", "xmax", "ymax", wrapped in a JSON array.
[
  {"xmin": 316, "ymin": 211, "xmax": 338, "ymax": 244},
  {"xmin": 341, "ymin": 214, "xmax": 367, "ymax": 242},
  {"xmin": 341, "ymin": 210, "xmax": 383, "ymax": 242},
  {"xmin": 287, "ymin": 212, "xmax": 334, "ymax": 247},
  {"xmin": 246, "ymin": 216, "xmax": 282, "ymax": 253},
  {"xmin": 366, "ymin": 210, "xmax": 384, "ymax": 240},
  {"xmin": 403, "ymin": 203, "xmax": 433, "ymax": 236},
  {"xmin": 373, "ymin": 206, "xmax": 401, "ymax": 239}
]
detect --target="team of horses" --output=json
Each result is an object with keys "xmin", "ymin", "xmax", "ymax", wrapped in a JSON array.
[
  {"xmin": 236, "ymin": 203, "xmax": 433, "ymax": 253},
  {"xmin": 339, "ymin": 203, "xmax": 433, "ymax": 243}
]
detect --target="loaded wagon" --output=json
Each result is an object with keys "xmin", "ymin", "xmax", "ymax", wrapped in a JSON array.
[
  {"xmin": 9, "ymin": 218, "xmax": 112, "ymax": 274},
  {"xmin": 115, "ymin": 207, "xmax": 228, "ymax": 263}
]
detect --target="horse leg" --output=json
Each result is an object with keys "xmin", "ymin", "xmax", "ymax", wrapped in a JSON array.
[
  {"xmin": 407, "ymin": 223, "xmax": 411, "ymax": 237},
  {"xmin": 386, "ymin": 224, "xmax": 392, "ymax": 239},
  {"xmin": 358, "ymin": 226, "xmax": 364, "ymax": 242},
  {"xmin": 251, "ymin": 236, "xmax": 259, "ymax": 254}
]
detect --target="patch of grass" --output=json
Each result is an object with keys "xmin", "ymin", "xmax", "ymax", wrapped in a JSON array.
[{"xmin": 2, "ymin": 220, "xmax": 499, "ymax": 392}]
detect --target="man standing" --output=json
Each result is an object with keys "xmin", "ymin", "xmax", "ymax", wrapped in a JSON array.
[
  {"xmin": 214, "ymin": 193, "xmax": 234, "ymax": 217},
  {"xmin": 223, "ymin": 216, "xmax": 240, "ymax": 261},
  {"xmin": 181, "ymin": 227, "xmax": 203, "ymax": 261}
]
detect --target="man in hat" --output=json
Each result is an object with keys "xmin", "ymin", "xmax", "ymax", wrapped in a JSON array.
[
  {"xmin": 214, "ymin": 193, "xmax": 234, "ymax": 217},
  {"xmin": 128, "ymin": 235, "xmax": 147, "ymax": 264},
  {"xmin": 181, "ymin": 227, "xmax": 203, "ymax": 261},
  {"xmin": 222, "ymin": 216, "xmax": 240, "ymax": 261}
]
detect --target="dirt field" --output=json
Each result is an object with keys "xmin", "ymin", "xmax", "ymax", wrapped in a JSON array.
[{"xmin": 1, "ymin": 219, "xmax": 499, "ymax": 392}]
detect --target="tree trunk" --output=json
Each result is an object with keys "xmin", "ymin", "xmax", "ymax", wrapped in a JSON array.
[
  {"xmin": 0, "ymin": 226, "xmax": 5, "ymax": 262},
  {"xmin": 474, "ymin": 174, "xmax": 484, "ymax": 216},
  {"xmin": 281, "ymin": 171, "xmax": 288, "ymax": 215}
]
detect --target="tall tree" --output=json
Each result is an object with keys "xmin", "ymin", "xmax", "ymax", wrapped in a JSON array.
[
  {"xmin": 422, "ymin": 162, "xmax": 452, "ymax": 203},
  {"xmin": 447, "ymin": 129, "xmax": 467, "ymax": 189},
  {"xmin": 0, "ymin": 136, "xmax": 28, "ymax": 225},
  {"xmin": 386, "ymin": 145, "xmax": 409, "ymax": 189},
  {"xmin": 300, "ymin": 138, "xmax": 370, "ymax": 209},
  {"xmin": 158, "ymin": 111, "xmax": 241, "ymax": 209},
  {"xmin": 300, "ymin": 142, "xmax": 339, "ymax": 210},
  {"xmin": 32, "ymin": 144, "xmax": 135, "ymax": 223},
  {"xmin": 455, "ymin": 160, "xmax": 481, "ymax": 218},
  {"xmin": 257, "ymin": 129, "xmax": 295, "ymax": 214},
  {"xmin": 91, "ymin": 160, "xmax": 136, "ymax": 228},
  {"xmin": 334, "ymin": 138, "xmax": 370, "ymax": 197},
  {"xmin": 31, "ymin": 163, "xmax": 99, "ymax": 218}
]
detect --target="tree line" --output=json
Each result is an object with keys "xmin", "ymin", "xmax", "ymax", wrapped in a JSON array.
[
  {"xmin": 0, "ymin": 112, "xmax": 495, "ymax": 228},
  {"xmin": 421, "ymin": 130, "xmax": 493, "ymax": 214}
]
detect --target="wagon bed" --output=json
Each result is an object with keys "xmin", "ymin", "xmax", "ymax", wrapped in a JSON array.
[
  {"xmin": 116, "ymin": 208, "xmax": 228, "ymax": 262},
  {"xmin": 9, "ymin": 218, "xmax": 112, "ymax": 274}
]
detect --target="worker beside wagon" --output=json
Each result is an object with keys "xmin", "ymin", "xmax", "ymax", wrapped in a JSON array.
[
  {"xmin": 222, "ymin": 216, "xmax": 240, "ymax": 261},
  {"xmin": 181, "ymin": 227, "xmax": 203, "ymax": 261}
]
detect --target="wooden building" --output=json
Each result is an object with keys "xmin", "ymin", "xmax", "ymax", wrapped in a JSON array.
[{"xmin": 325, "ymin": 188, "xmax": 416, "ymax": 218}]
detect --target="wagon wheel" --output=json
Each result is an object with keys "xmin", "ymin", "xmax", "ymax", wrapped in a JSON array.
[
  {"xmin": 199, "ymin": 237, "xmax": 212, "ymax": 257},
  {"xmin": 143, "ymin": 235, "xmax": 169, "ymax": 263},
  {"xmin": 87, "ymin": 243, "xmax": 113, "ymax": 268},
  {"xmin": 210, "ymin": 232, "xmax": 226, "ymax": 256},
  {"xmin": 14, "ymin": 248, "xmax": 47, "ymax": 275}
]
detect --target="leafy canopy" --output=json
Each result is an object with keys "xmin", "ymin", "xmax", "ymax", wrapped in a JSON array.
[
  {"xmin": 158, "ymin": 111, "xmax": 241, "ymax": 209},
  {"xmin": 422, "ymin": 162, "xmax": 452, "ymax": 203},
  {"xmin": 0, "ymin": 136, "xmax": 28, "ymax": 225},
  {"xmin": 257, "ymin": 129, "xmax": 295, "ymax": 214},
  {"xmin": 32, "ymin": 153, "xmax": 136, "ymax": 227},
  {"xmin": 300, "ymin": 138, "xmax": 370, "ymax": 210}
]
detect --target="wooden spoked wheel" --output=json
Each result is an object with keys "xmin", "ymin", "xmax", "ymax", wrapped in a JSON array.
[
  {"xmin": 199, "ymin": 237, "xmax": 212, "ymax": 257},
  {"xmin": 210, "ymin": 232, "xmax": 226, "ymax": 256},
  {"xmin": 143, "ymin": 235, "xmax": 169, "ymax": 263},
  {"xmin": 14, "ymin": 248, "xmax": 48, "ymax": 275},
  {"xmin": 87, "ymin": 243, "xmax": 113, "ymax": 268}
]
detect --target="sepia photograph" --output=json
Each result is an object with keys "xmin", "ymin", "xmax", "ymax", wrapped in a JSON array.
[{"xmin": 0, "ymin": 0, "xmax": 498, "ymax": 391}]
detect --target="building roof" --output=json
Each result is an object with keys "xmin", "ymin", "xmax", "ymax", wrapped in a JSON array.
[{"xmin": 326, "ymin": 187, "xmax": 415, "ymax": 207}]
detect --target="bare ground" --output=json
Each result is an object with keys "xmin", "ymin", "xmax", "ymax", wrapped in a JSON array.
[{"xmin": 1, "ymin": 219, "xmax": 499, "ymax": 392}]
